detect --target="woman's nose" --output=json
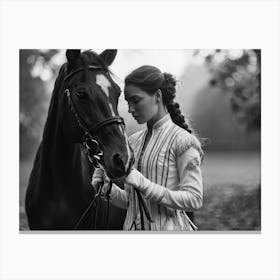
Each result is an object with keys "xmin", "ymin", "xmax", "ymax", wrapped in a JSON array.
[{"xmin": 128, "ymin": 104, "xmax": 135, "ymax": 114}]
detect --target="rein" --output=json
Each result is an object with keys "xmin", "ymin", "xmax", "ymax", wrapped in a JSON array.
[
  {"xmin": 64, "ymin": 65, "xmax": 125, "ymax": 230},
  {"xmin": 73, "ymin": 180, "xmax": 113, "ymax": 230}
]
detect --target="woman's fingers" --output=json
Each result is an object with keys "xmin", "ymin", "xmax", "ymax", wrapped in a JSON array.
[{"xmin": 92, "ymin": 168, "xmax": 105, "ymax": 187}]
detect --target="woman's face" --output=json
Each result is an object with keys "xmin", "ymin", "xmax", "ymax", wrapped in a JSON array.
[{"xmin": 124, "ymin": 85, "xmax": 158, "ymax": 124}]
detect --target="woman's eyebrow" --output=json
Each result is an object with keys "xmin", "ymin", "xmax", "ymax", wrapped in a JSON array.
[
  {"xmin": 126, "ymin": 95, "xmax": 138, "ymax": 101},
  {"xmin": 131, "ymin": 94, "xmax": 141, "ymax": 99}
]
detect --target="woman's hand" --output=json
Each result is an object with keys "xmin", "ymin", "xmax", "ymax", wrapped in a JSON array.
[
  {"xmin": 124, "ymin": 168, "xmax": 144, "ymax": 188},
  {"xmin": 92, "ymin": 168, "xmax": 105, "ymax": 187},
  {"xmin": 91, "ymin": 168, "xmax": 110, "ymax": 193}
]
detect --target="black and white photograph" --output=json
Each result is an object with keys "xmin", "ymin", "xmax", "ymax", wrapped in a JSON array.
[
  {"xmin": 1, "ymin": 0, "xmax": 280, "ymax": 279},
  {"xmin": 20, "ymin": 49, "xmax": 261, "ymax": 231}
]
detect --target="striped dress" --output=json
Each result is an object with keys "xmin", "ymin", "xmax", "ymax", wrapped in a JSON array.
[{"xmin": 110, "ymin": 114, "xmax": 204, "ymax": 231}]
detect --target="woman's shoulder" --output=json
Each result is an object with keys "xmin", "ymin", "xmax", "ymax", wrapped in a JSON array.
[{"xmin": 171, "ymin": 124, "xmax": 203, "ymax": 158}]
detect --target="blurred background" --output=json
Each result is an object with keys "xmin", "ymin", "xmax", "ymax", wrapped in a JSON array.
[{"xmin": 20, "ymin": 49, "xmax": 261, "ymax": 231}]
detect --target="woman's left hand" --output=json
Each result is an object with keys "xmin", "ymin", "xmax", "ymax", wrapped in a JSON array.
[{"xmin": 124, "ymin": 168, "xmax": 144, "ymax": 188}]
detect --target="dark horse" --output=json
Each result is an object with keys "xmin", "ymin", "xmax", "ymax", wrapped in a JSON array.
[{"xmin": 25, "ymin": 49, "xmax": 134, "ymax": 230}]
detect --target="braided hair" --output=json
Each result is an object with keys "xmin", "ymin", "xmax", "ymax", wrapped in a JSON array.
[{"xmin": 124, "ymin": 65, "xmax": 193, "ymax": 134}]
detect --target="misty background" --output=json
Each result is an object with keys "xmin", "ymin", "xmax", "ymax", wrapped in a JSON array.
[{"xmin": 20, "ymin": 49, "xmax": 261, "ymax": 230}]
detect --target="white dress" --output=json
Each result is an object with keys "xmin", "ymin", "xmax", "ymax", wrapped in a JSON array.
[{"xmin": 109, "ymin": 114, "xmax": 204, "ymax": 231}]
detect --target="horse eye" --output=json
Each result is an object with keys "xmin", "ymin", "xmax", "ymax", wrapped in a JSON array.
[{"xmin": 76, "ymin": 91, "xmax": 87, "ymax": 99}]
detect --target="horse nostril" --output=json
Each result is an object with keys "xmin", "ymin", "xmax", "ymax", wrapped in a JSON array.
[{"xmin": 112, "ymin": 153, "xmax": 124, "ymax": 168}]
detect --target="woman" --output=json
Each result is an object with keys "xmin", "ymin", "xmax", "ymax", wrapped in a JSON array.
[{"xmin": 92, "ymin": 65, "xmax": 204, "ymax": 231}]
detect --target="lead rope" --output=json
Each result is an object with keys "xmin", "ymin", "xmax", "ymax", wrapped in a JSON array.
[
  {"xmin": 94, "ymin": 182, "xmax": 104, "ymax": 230},
  {"xmin": 74, "ymin": 179, "xmax": 113, "ymax": 230},
  {"xmin": 136, "ymin": 189, "xmax": 154, "ymax": 230},
  {"xmin": 74, "ymin": 181, "xmax": 104, "ymax": 230},
  {"xmin": 135, "ymin": 190, "xmax": 145, "ymax": 230},
  {"xmin": 105, "ymin": 181, "xmax": 113, "ymax": 229}
]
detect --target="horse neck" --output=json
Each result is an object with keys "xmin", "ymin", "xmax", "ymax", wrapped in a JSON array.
[{"xmin": 41, "ymin": 124, "xmax": 91, "ymax": 192}]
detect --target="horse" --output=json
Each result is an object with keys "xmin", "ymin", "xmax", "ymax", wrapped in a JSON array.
[{"xmin": 25, "ymin": 49, "xmax": 134, "ymax": 230}]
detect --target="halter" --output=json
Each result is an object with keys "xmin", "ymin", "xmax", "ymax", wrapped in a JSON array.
[{"xmin": 64, "ymin": 66, "xmax": 125, "ymax": 169}]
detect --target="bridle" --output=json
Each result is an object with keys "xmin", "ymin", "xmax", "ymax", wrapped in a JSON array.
[
  {"xmin": 64, "ymin": 65, "xmax": 125, "ymax": 169},
  {"xmin": 64, "ymin": 65, "xmax": 126, "ymax": 230}
]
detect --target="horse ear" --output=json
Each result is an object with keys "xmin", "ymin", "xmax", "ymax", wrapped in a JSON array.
[
  {"xmin": 66, "ymin": 49, "xmax": 81, "ymax": 62},
  {"xmin": 99, "ymin": 49, "xmax": 117, "ymax": 66}
]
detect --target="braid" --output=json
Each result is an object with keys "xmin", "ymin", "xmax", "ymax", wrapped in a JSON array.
[
  {"xmin": 166, "ymin": 102, "xmax": 193, "ymax": 133},
  {"xmin": 161, "ymin": 73, "xmax": 193, "ymax": 134}
]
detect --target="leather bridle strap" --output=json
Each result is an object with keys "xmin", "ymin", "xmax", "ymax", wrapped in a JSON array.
[
  {"xmin": 65, "ymin": 87, "xmax": 125, "ymax": 138},
  {"xmin": 135, "ymin": 189, "xmax": 154, "ymax": 230},
  {"xmin": 74, "ymin": 181, "xmax": 104, "ymax": 230},
  {"xmin": 64, "ymin": 65, "xmax": 103, "ymax": 82},
  {"xmin": 64, "ymin": 66, "xmax": 125, "ymax": 168},
  {"xmin": 65, "ymin": 88, "xmax": 92, "ymax": 138},
  {"xmin": 74, "ymin": 180, "xmax": 113, "ymax": 230},
  {"xmin": 89, "ymin": 117, "xmax": 125, "ymax": 135}
]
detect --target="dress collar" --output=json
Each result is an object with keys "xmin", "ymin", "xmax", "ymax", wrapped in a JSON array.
[{"xmin": 148, "ymin": 114, "xmax": 172, "ymax": 131}]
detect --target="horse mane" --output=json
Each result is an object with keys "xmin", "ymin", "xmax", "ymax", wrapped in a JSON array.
[{"xmin": 42, "ymin": 63, "xmax": 67, "ymax": 142}]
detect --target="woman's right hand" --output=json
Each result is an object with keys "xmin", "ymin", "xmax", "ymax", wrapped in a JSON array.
[
  {"xmin": 91, "ymin": 168, "xmax": 110, "ymax": 194},
  {"xmin": 91, "ymin": 168, "xmax": 105, "ymax": 188}
]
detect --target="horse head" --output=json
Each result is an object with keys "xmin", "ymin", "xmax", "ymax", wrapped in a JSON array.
[{"xmin": 61, "ymin": 49, "xmax": 134, "ymax": 179}]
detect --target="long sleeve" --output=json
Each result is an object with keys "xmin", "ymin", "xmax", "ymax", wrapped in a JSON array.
[
  {"xmin": 135, "ymin": 146, "xmax": 203, "ymax": 211},
  {"xmin": 109, "ymin": 183, "xmax": 129, "ymax": 209}
]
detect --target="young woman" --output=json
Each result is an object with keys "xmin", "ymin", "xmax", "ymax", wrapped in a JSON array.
[{"xmin": 92, "ymin": 65, "xmax": 204, "ymax": 231}]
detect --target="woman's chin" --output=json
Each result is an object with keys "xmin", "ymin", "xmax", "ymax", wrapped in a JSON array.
[{"xmin": 135, "ymin": 118, "xmax": 145, "ymax": 124}]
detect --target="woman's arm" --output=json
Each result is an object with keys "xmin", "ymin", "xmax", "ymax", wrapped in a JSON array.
[
  {"xmin": 124, "ymin": 147, "xmax": 203, "ymax": 211},
  {"xmin": 92, "ymin": 168, "xmax": 129, "ymax": 209},
  {"xmin": 160, "ymin": 146, "xmax": 203, "ymax": 210}
]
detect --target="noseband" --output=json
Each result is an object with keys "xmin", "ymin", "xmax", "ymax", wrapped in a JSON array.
[{"xmin": 64, "ymin": 66, "xmax": 125, "ymax": 169}]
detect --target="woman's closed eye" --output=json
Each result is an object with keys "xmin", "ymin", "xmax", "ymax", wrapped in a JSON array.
[{"xmin": 130, "ymin": 97, "xmax": 141, "ymax": 104}]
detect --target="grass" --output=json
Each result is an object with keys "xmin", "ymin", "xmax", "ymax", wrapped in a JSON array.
[
  {"xmin": 20, "ymin": 151, "xmax": 261, "ymax": 231},
  {"xmin": 195, "ymin": 183, "xmax": 261, "ymax": 230}
]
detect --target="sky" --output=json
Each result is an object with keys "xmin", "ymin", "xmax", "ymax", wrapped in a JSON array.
[
  {"xmin": 48, "ymin": 49, "xmax": 194, "ymax": 82},
  {"xmin": 109, "ymin": 49, "xmax": 193, "ymax": 81}
]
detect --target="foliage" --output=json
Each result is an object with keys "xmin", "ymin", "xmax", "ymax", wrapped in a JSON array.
[
  {"xmin": 194, "ymin": 49, "xmax": 261, "ymax": 132},
  {"xmin": 20, "ymin": 50, "xmax": 60, "ymax": 158}
]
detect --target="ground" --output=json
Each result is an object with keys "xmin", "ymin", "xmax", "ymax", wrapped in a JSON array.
[
  {"xmin": 195, "ymin": 151, "xmax": 261, "ymax": 230},
  {"xmin": 20, "ymin": 151, "xmax": 261, "ymax": 231}
]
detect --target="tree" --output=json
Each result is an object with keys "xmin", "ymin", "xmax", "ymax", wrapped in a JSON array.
[
  {"xmin": 193, "ymin": 49, "xmax": 261, "ymax": 132},
  {"xmin": 20, "ymin": 49, "xmax": 60, "ymax": 159}
]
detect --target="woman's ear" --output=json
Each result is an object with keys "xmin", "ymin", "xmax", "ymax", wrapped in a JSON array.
[{"xmin": 156, "ymin": 89, "xmax": 163, "ymax": 103}]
